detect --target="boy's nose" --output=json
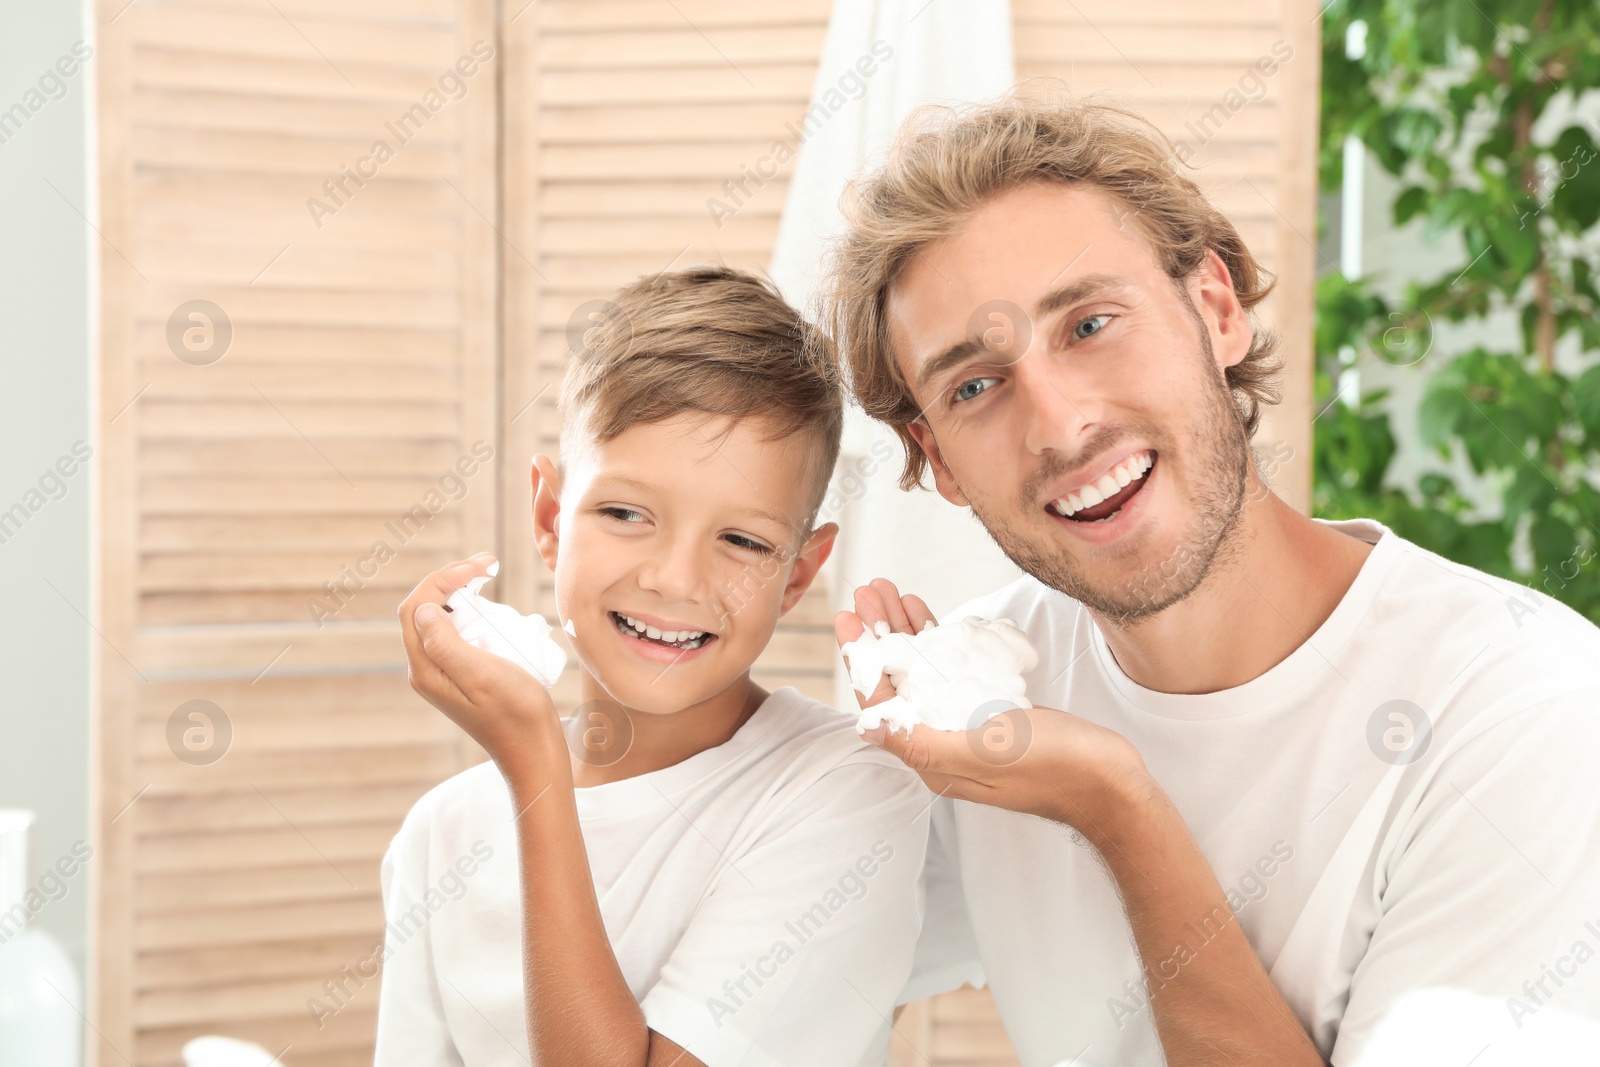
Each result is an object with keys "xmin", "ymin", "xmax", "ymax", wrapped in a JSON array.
[{"xmin": 635, "ymin": 541, "xmax": 711, "ymax": 604}]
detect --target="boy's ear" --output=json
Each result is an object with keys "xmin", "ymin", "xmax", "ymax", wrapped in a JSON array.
[
  {"xmin": 905, "ymin": 419, "xmax": 970, "ymax": 506},
  {"xmin": 530, "ymin": 454, "xmax": 563, "ymax": 572},
  {"xmin": 777, "ymin": 521, "xmax": 839, "ymax": 616}
]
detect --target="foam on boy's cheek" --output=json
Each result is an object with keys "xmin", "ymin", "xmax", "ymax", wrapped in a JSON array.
[
  {"xmin": 841, "ymin": 615, "xmax": 1038, "ymax": 733},
  {"xmin": 444, "ymin": 561, "xmax": 567, "ymax": 686}
]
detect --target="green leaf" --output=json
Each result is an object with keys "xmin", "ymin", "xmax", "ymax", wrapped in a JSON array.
[
  {"xmin": 1573, "ymin": 364, "xmax": 1600, "ymax": 437},
  {"xmin": 1393, "ymin": 185, "xmax": 1429, "ymax": 225},
  {"xmin": 1530, "ymin": 513, "xmax": 1579, "ymax": 580}
]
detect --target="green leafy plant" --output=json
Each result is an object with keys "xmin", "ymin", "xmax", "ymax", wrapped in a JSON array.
[{"xmin": 1313, "ymin": 0, "xmax": 1600, "ymax": 619}]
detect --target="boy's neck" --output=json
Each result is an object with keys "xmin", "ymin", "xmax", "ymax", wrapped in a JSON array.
[{"xmin": 566, "ymin": 673, "xmax": 768, "ymax": 787}]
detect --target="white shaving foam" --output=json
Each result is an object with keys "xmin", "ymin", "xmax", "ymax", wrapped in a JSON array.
[
  {"xmin": 444, "ymin": 561, "xmax": 567, "ymax": 687},
  {"xmin": 841, "ymin": 615, "xmax": 1038, "ymax": 734}
]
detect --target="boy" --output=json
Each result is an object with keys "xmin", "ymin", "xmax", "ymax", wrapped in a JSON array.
[{"xmin": 376, "ymin": 267, "xmax": 930, "ymax": 1066}]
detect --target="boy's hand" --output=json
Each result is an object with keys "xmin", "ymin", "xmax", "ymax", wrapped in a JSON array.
[
  {"xmin": 834, "ymin": 578, "xmax": 1153, "ymax": 836},
  {"xmin": 399, "ymin": 554, "xmax": 564, "ymax": 774}
]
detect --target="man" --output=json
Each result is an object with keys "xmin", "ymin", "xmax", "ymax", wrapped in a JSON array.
[{"xmin": 820, "ymin": 97, "xmax": 1600, "ymax": 1066}]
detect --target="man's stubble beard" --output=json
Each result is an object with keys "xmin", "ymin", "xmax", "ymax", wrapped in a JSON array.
[{"xmin": 957, "ymin": 320, "xmax": 1253, "ymax": 625}]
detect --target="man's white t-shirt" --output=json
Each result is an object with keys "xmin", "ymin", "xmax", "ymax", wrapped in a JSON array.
[
  {"xmin": 907, "ymin": 517, "xmax": 1600, "ymax": 1066},
  {"xmin": 375, "ymin": 686, "xmax": 932, "ymax": 1067}
]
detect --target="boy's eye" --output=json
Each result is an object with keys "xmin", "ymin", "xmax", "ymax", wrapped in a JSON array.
[
  {"xmin": 952, "ymin": 376, "xmax": 998, "ymax": 404},
  {"xmin": 723, "ymin": 532, "xmax": 773, "ymax": 555},
  {"xmin": 1073, "ymin": 313, "xmax": 1112, "ymax": 340},
  {"xmin": 600, "ymin": 506, "xmax": 647, "ymax": 523}
]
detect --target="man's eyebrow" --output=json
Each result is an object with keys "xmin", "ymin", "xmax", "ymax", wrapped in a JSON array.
[
  {"xmin": 913, "ymin": 273, "xmax": 1138, "ymax": 395},
  {"xmin": 1032, "ymin": 272, "xmax": 1137, "ymax": 319}
]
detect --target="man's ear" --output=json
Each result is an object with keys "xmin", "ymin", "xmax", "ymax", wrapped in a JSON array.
[
  {"xmin": 530, "ymin": 454, "xmax": 562, "ymax": 573},
  {"xmin": 1189, "ymin": 248, "xmax": 1252, "ymax": 372},
  {"xmin": 905, "ymin": 419, "xmax": 971, "ymax": 507},
  {"xmin": 777, "ymin": 521, "xmax": 839, "ymax": 616}
]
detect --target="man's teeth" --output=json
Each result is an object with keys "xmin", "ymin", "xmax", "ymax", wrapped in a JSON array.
[
  {"xmin": 1050, "ymin": 451, "xmax": 1154, "ymax": 517},
  {"xmin": 614, "ymin": 611, "xmax": 709, "ymax": 648}
]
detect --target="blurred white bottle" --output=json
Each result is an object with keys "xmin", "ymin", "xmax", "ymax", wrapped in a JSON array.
[{"xmin": 0, "ymin": 809, "xmax": 83, "ymax": 1067}]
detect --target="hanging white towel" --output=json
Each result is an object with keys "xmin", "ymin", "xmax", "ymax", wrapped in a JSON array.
[{"xmin": 769, "ymin": 0, "xmax": 1023, "ymax": 712}]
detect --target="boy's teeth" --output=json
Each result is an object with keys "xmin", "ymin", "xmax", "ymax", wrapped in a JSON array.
[{"xmin": 616, "ymin": 612, "xmax": 707, "ymax": 646}]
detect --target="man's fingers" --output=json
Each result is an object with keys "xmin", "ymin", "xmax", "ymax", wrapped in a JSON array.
[
  {"xmin": 833, "ymin": 609, "xmax": 865, "ymax": 646},
  {"xmin": 869, "ymin": 578, "xmax": 914, "ymax": 633},
  {"xmin": 853, "ymin": 585, "xmax": 890, "ymax": 631},
  {"xmin": 901, "ymin": 593, "xmax": 938, "ymax": 632},
  {"xmin": 834, "ymin": 609, "xmax": 897, "ymax": 708},
  {"xmin": 872, "ymin": 725, "xmax": 976, "ymax": 798}
]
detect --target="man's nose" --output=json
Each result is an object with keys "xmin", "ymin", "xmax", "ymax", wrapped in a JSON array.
[{"xmin": 1014, "ymin": 353, "xmax": 1098, "ymax": 456}]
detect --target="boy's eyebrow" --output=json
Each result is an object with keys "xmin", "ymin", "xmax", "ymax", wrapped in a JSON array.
[
  {"xmin": 913, "ymin": 272, "xmax": 1137, "ymax": 395},
  {"xmin": 591, "ymin": 474, "xmax": 795, "ymax": 532}
]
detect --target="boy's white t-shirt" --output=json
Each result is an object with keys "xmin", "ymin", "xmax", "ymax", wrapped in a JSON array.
[
  {"xmin": 375, "ymin": 686, "xmax": 932, "ymax": 1067},
  {"xmin": 907, "ymin": 517, "xmax": 1600, "ymax": 1067}
]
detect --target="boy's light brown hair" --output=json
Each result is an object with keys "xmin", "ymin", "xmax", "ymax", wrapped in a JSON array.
[
  {"xmin": 558, "ymin": 265, "xmax": 843, "ymax": 533},
  {"xmin": 822, "ymin": 94, "xmax": 1284, "ymax": 490}
]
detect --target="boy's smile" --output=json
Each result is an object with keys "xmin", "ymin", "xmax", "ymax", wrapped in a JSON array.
[{"xmin": 606, "ymin": 607, "xmax": 716, "ymax": 659}]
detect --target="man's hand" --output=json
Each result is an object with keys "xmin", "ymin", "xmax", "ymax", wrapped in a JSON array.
[
  {"xmin": 398, "ymin": 553, "xmax": 563, "ymax": 773},
  {"xmin": 835, "ymin": 577, "xmax": 1154, "ymax": 841},
  {"xmin": 838, "ymin": 578, "xmax": 1325, "ymax": 1066}
]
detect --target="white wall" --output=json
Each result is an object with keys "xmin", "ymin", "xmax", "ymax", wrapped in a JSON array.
[{"xmin": 0, "ymin": 0, "xmax": 94, "ymax": 979}]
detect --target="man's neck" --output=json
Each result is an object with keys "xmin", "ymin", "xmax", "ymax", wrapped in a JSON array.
[{"xmin": 1093, "ymin": 478, "xmax": 1374, "ymax": 696}]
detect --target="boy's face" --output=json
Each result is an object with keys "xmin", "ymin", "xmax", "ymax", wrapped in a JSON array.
[{"xmin": 534, "ymin": 414, "xmax": 834, "ymax": 715}]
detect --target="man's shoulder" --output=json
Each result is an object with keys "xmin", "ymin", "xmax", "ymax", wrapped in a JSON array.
[{"xmin": 1374, "ymin": 523, "xmax": 1600, "ymax": 675}]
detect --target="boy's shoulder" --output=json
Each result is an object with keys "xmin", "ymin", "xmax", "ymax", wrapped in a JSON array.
[
  {"xmin": 389, "ymin": 759, "xmax": 511, "ymax": 862},
  {"xmin": 391, "ymin": 688, "xmax": 919, "ymax": 845}
]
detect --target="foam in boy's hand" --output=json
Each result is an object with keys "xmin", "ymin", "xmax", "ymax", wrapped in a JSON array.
[
  {"xmin": 444, "ymin": 561, "xmax": 567, "ymax": 687},
  {"xmin": 841, "ymin": 615, "xmax": 1039, "ymax": 734}
]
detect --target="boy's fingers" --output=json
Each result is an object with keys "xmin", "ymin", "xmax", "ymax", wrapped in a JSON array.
[
  {"xmin": 901, "ymin": 593, "xmax": 938, "ymax": 632},
  {"xmin": 406, "ymin": 605, "xmax": 472, "ymax": 707},
  {"xmin": 398, "ymin": 558, "xmax": 490, "ymax": 671},
  {"xmin": 869, "ymin": 578, "xmax": 914, "ymax": 633}
]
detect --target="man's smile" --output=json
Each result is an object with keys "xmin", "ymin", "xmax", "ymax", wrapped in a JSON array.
[{"xmin": 1047, "ymin": 449, "xmax": 1157, "ymax": 522}]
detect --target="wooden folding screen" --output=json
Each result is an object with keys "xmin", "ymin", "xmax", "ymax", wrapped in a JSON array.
[{"xmin": 94, "ymin": 1, "xmax": 1315, "ymax": 1063}]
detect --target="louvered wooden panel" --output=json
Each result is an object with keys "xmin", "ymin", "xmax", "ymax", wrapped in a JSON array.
[
  {"xmin": 499, "ymin": 0, "xmax": 841, "ymax": 709},
  {"xmin": 96, "ymin": 0, "xmax": 497, "ymax": 1062}
]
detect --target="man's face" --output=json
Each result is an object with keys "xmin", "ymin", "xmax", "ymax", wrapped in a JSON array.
[
  {"xmin": 545, "ymin": 414, "xmax": 824, "ymax": 714},
  {"xmin": 886, "ymin": 181, "xmax": 1254, "ymax": 623}
]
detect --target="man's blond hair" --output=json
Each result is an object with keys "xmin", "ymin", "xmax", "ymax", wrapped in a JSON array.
[
  {"xmin": 821, "ymin": 94, "xmax": 1283, "ymax": 490},
  {"xmin": 559, "ymin": 265, "xmax": 842, "ymax": 532}
]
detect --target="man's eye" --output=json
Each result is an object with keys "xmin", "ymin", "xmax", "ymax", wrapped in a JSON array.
[
  {"xmin": 1074, "ymin": 314, "xmax": 1112, "ymax": 340},
  {"xmin": 953, "ymin": 376, "xmax": 997, "ymax": 404}
]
